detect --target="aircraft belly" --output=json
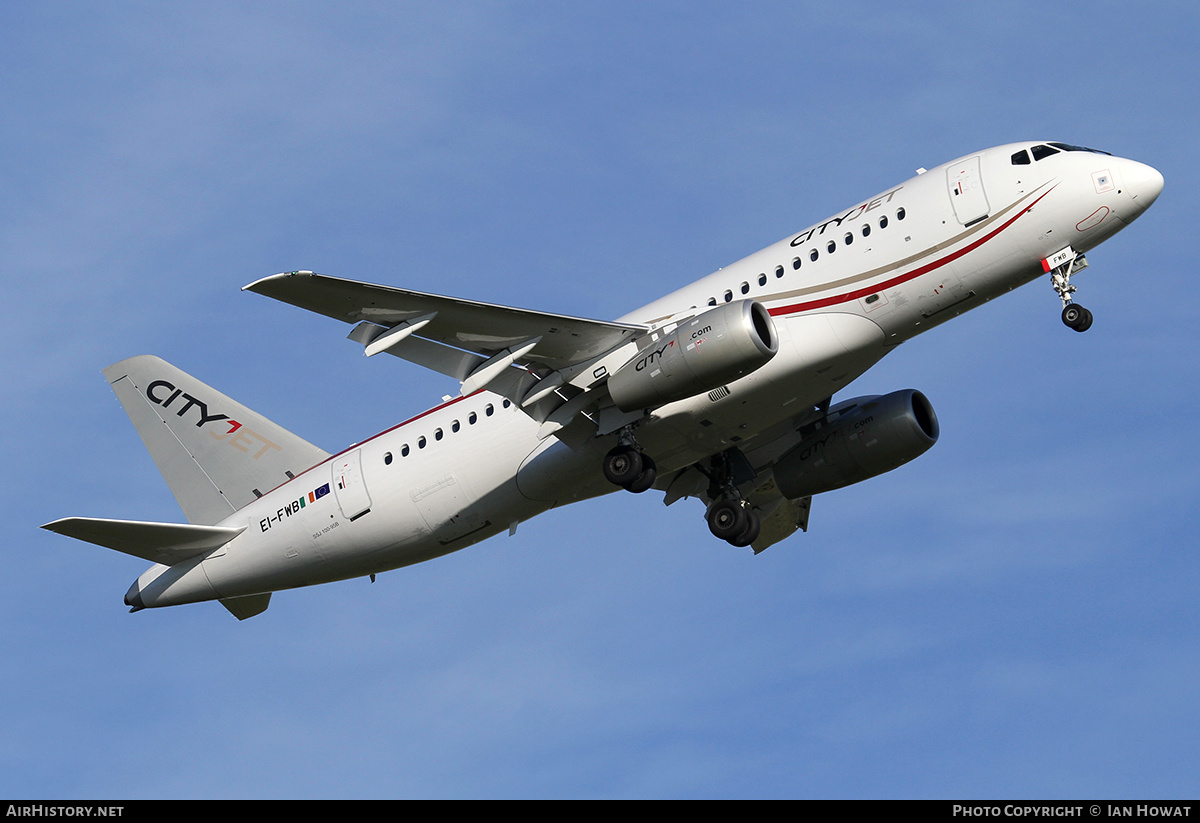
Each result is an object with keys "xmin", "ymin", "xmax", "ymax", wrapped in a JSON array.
[
  {"xmin": 641, "ymin": 311, "xmax": 887, "ymax": 471},
  {"xmin": 516, "ymin": 437, "xmax": 614, "ymax": 504}
]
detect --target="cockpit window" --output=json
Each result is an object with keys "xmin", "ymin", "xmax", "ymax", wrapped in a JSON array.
[
  {"xmin": 1011, "ymin": 149, "xmax": 1031, "ymax": 165},
  {"xmin": 1048, "ymin": 142, "xmax": 1112, "ymax": 156},
  {"xmin": 1030, "ymin": 144, "xmax": 1061, "ymax": 161}
]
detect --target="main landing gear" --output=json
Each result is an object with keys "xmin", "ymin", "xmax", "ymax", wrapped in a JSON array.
[
  {"xmin": 1045, "ymin": 247, "xmax": 1093, "ymax": 332},
  {"xmin": 603, "ymin": 440, "xmax": 657, "ymax": 494},
  {"xmin": 706, "ymin": 498, "xmax": 761, "ymax": 548},
  {"xmin": 602, "ymin": 436, "xmax": 761, "ymax": 548},
  {"xmin": 702, "ymin": 449, "xmax": 762, "ymax": 549}
]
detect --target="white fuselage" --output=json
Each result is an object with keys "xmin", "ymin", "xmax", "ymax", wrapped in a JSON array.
[{"xmin": 130, "ymin": 142, "xmax": 1163, "ymax": 609}]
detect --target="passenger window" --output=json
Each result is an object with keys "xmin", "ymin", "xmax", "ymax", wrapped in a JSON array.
[
  {"xmin": 435, "ymin": 428, "xmax": 443, "ymax": 441},
  {"xmin": 861, "ymin": 224, "xmax": 871, "ymax": 237},
  {"xmin": 485, "ymin": 404, "xmax": 494, "ymax": 417},
  {"xmin": 723, "ymin": 289, "xmax": 733, "ymax": 302},
  {"xmin": 844, "ymin": 232, "xmax": 853, "ymax": 246},
  {"xmin": 452, "ymin": 419, "xmax": 460, "ymax": 432},
  {"xmin": 810, "ymin": 248, "xmax": 819, "ymax": 262},
  {"xmin": 418, "ymin": 436, "xmax": 427, "ymax": 449},
  {"xmin": 792, "ymin": 257, "xmax": 801, "ymax": 270},
  {"xmin": 384, "ymin": 452, "xmax": 393, "ymax": 465},
  {"xmin": 707, "ymin": 297, "xmax": 717, "ymax": 306},
  {"xmin": 896, "ymin": 207, "xmax": 906, "ymax": 220},
  {"xmin": 468, "ymin": 412, "xmax": 477, "ymax": 424},
  {"xmin": 758, "ymin": 273, "xmax": 767, "ymax": 286},
  {"xmin": 879, "ymin": 215, "xmax": 889, "ymax": 229},
  {"xmin": 402, "ymin": 444, "xmax": 410, "ymax": 457},
  {"xmin": 775, "ymin": 265, "xmax": 785, "ymax": 278},
  {"xmin": 826, "ymin": 240, "xmax": 836, "ymax": 254},
  {"xmin": 740, "ymin": 282, "xmax": 750, "ymax": 294}
]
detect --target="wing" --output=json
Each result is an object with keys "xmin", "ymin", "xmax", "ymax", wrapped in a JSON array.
[
  {"xmin": 244, "ymin": 272, "xmax": 649, "ymax": 414},
  {"xmin": 244, "ymin": 271, "xmax": 646, "ymax": 370}
]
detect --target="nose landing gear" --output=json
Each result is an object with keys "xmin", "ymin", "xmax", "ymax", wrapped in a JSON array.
[
  {"xmin": 1061, "ymin": 303, "xmax": 1093, "ymax": 333},
  {"xmin": 1044, "ymin": 246, "xmax": 1093, "ymax": 332}
]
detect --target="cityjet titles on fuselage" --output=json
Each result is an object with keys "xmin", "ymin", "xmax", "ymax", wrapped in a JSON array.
[{"xmin": 790, "ymin": 186, "xmax": 904, "ymax": 248}]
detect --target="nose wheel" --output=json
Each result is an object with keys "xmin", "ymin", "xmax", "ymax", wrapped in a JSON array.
[
  {"xmin": 1044, "ymin": 247, "xmax": 1093, "ymax": 333},
  {"xmin": 1061, "ymin": 303, "xmax": 1093, "ymax": 332}
]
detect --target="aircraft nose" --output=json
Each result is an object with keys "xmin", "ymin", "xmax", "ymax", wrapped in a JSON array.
[{"xmin": 1121, "ymin": 159, "xmax": 1164, "ymax": 214}]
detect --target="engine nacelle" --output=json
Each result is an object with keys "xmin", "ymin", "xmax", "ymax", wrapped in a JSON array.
[
  {"xmin": 608, "ymin": 300, "xmax": 778, "ymax": 412},
  {"xmin": 773, "ymin": 389, "xmax": 939, "ymax": 499}
]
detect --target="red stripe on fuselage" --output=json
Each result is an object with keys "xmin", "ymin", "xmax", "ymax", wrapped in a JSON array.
[{"xmin": 767, "ymin": 185, "xmax": 1058, "ymax": 317}]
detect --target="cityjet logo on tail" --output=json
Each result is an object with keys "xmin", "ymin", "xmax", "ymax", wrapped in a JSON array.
[
  {"xmin": 146, "ymin": 380, "xmax": 230, "ymax": 428},
  {"xmin": 146, "ymin": 379, "xmax": 282, "ymax": 459}
]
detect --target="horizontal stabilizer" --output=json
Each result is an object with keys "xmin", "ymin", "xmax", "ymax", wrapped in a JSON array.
[{"xmin": 41, "ymin": 517, "xmax": 245, "ymax": 566}]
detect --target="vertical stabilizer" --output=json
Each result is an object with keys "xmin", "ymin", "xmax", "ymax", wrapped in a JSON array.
[{"xmin": 103, "ymin": 355, "xmax": 330, "ymax": 525}]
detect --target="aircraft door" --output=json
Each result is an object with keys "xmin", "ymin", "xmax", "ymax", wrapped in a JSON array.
[
  {"xmin": 947, "ymin": 155, "xmax": 990, "ymax": 225},
  {"xmin": 332, "ymin": 449, "xmax": 372, "ymax": 521}
]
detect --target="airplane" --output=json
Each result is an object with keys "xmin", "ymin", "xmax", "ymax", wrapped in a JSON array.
[{"xmin": 42, "ymin": 141, "xmax": 1163, "ymax": 620}]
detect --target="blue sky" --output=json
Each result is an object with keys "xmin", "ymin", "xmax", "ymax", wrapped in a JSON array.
[{"xmin": 3, "ymin": 1, "xmax": 1198, "ymax": 799}]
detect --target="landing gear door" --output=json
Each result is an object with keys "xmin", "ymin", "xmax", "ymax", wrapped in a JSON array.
[
  {"xmin": 947, "ymin": 155, "xmax": 990, "ymax": 226},
  {"xmin": 332, "ymin": 449, "xmax": 372, "ymax": 521}
]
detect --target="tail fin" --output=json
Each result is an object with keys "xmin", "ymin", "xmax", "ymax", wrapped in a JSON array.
[{"xmin": 103, "ymin": 355, "xmax": 330, "ymax": 525}]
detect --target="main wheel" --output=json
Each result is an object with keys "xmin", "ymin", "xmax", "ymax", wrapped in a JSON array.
[
  {"xmin": 707, "ymin": 500, "xmax": 748, "ymax": 541},
  {"xmin": 624, "ymin": 454, "xmax": 657, "ymax": 493},
  {"xmin": 602, "ymin": 445, "xmax": 643, "ymax": 487},
  {"xmin": 727, "ymin": 509, "xmax": 762, "ymax": 548}
]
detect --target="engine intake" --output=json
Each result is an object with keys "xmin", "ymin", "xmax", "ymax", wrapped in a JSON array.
[
  {"xmin": 773, "ymin": 389, "xmax": 939, "ymax": 499},
  {"xmin": 608, "ymin": 300, "xmax": 778, "ymax": 412}
]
